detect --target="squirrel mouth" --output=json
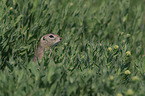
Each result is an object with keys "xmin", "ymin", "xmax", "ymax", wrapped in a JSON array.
[{"xmin": 51, "ymin": 40, "xmax": 61, "ymax": 47}]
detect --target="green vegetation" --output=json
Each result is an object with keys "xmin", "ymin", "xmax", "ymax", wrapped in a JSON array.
[{"xmin": 0, "ymin": 0, "xmax": 145, "ymax": 95}]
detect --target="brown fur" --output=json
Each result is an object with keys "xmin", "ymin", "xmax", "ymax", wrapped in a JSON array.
[{"xmin": 33, "ymin": 34, "xmax": 61, "ymax": 62}]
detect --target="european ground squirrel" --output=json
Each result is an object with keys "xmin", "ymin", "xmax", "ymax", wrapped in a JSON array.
[{"xmin": 33, "ymin": 34, "xmax": 61, "ymax": 62}]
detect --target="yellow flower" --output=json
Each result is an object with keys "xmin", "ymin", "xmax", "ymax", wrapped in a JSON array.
[
  {"xmin": 102, "ymin": 79, "xmax": 105, "ymax": 82},
  {"xmin": 109, "ymin": 75, "xmax": 114, "ymax": 81},
  {"xmin": 10, "ymin": 7, "xmax": 13, "ymax": 10},
  {"xmin": 132, "ymin": 76, "xmax": 139, "ymax": 82},
  {"xmin": 125, "ymin": 89, "xmax": 134, "ymax": 96},
  {"xmin": 126, "ymin": 51, "xmax": 131, "ymax": 56},
  {"xmin": 127, "ymin": 34, "xmax": 131, "ymax": 37},
  {"xmin": 124, "ymin": 70, "xmax": 131, "ymax": 75},
  {"xmin": 64, "ymin": 43, "xmax": 67, "ymax": 45},
  {"xmin": 81, "ymin": 55, "xmax": 85, "ymax": 59},
  {"xmin": 108, "ymin": 47, "xmax": 112, "ymax": 52},
  {"xmin": 114, "ymin": 45, "xmax": 119, "ymax": 49},
  {"xmin": 80, "ymin": 22, "xmax": 83, "ymax": 26},
  {"xmin": 121, "ymin": 32, "xmax": 124, "ymax": 35},
  {"xmin": 70, "ymin": 3, "xmax": 73, "ymax": 6},
  {"xmin": 116, "ymin": 93, "xmax": 123, "ymax": 96}
]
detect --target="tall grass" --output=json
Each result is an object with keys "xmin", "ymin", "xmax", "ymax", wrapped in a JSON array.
[{"xmin": 0, "ymin": 0, "xmax": 145, "ymax": 95}]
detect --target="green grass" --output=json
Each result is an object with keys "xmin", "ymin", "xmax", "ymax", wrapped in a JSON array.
[{"xmin": 0, "ymin": 0, "xmax": 145, "ymax": 95}]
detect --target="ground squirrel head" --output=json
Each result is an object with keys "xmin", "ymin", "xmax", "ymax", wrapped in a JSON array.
[
  {"xmin": 33, "ymin": 33, "xmax": 61, "ymax": 62},
  {"xmin": 39, "ymin": 34, "xmax": 61, "ymax": 49}
]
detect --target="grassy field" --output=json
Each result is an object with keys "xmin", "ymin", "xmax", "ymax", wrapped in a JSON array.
[{"xmin": 0, "ymin": 0, "xmax": 145, "ymax": 95}]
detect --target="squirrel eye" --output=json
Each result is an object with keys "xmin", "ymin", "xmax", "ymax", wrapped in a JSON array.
[
  {"xmin": 43, "ymin": 37, "xmax": 46, "ymax": 40},
  {"xmin": 49, "ymin": 35, "xmax": 54, "ymax": 38}
]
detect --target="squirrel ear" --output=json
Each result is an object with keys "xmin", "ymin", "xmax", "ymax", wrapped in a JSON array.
[{"xmin": 43, "ymin": 37, "xmax": 45, "ymax": 40}]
